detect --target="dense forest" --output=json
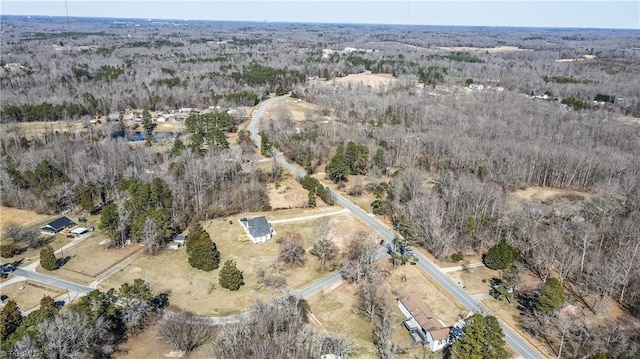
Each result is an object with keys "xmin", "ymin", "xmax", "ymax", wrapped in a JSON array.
[{"xmin": 1, "ymin": 15, "xmax": 639, "ymax": 358}]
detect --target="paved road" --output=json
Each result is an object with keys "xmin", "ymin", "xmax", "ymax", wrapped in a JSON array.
[
  {"xmin": 250, "ymin": 96, "xmax": 543, "ymax": 359},
  {"xmin": 12, "ymin": 268, "xmax": 93, "ymax": 294}
]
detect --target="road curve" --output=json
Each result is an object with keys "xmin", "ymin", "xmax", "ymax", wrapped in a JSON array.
[{"xmin": 249, "ymin": 96, "xmax": 543, "ymax": 359}]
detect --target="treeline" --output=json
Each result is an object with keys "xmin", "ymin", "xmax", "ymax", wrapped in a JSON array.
[
  {"xmin": 1, "ymin": 102, "xmax": 87, "ymax": 122},
  {"xmin": 0, "ymin": 126, "xmax": 270, "ymax": 231},
  {"xmin": 0, "ymin": 280, "xmax": 166, "ymax": 358},
  {"xmin": 231, "ymin": 62, "xmax": 305, "ymax": 88}
]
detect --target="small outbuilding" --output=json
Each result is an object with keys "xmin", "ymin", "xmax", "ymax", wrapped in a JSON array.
[
  {"xmin": 71, "ymin": 227, "xmax": 88, "ymax": 235},
  {"xmin": 41, "ymin": 216, "xmax": 75, "ymax": 234}
]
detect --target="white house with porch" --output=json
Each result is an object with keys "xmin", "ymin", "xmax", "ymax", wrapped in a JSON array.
[
  {"xmin": 239, "ymin": 216, "xmax": 276, "ymax": 244},
  {"xmin": 397, "ymin": 295, "xmax": 451, "ymax": 352}
]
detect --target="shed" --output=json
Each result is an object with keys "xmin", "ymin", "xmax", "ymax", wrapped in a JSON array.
[
  {"xmin": 174, "ymin": 234, "xmax": 188, "ymax": 246},
  {"xmin": 71, "ymin": 227, "xmax": 88, "ymax": 235}
]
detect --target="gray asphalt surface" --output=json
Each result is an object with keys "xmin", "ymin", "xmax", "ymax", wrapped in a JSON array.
[
  {"xmin": 12, "ymin": 268, "xmax": 93, "ymax": 294},
  {"xmin": 250, "ymin": 96, "xmax": 543, "ymax": 359}
]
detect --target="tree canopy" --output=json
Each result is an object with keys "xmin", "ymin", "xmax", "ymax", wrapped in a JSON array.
[
  {"xmin": 219, "ymin": 260, "xmax": 244, "ymax": 291},
  {"xmin": 535, "ymin": 277, "xmax": 566, "ymax": 313},
  {"xmin": 484, "ymin": 239, "xmax": 519, "ymax": 270},
  {"xmin": 450, "ymin": 314, "xmax": 507, "ymax": 359}
]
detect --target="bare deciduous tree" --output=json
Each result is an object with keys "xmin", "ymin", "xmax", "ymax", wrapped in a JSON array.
[
  {"xmin": 277, "ymin": 232, "xmax": 306, "ymax": 267},
  {"xmin": 310, "ymin": 218, "xmax": 338, "ymax": 272},
  {"xmin": 159, "ymin": 312, "xmax": 215, "ymax": 353}
]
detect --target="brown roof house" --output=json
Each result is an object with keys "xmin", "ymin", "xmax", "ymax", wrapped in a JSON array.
[{"xmin": 397, "ymin": 295, "xmax": 451, "ymax": 351}]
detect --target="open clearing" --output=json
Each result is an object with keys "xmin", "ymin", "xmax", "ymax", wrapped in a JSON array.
[
  {"xmin": 447, "ymin": 266, "xmax": 499, "ymax": 295},
  {"xmin": 0, "ymin": 282, "xmax": 64, "ymax": 311},
  {"xmin": 437, "ymin": 45, "xmax": 531, "ymax": 53},
  {"xmin": 267, "ymin": 171, "xmax": 323, "ymax": 210},
  {"xmin": 511, "ymin": 186, "xmax": 593, "ymax": 202},
  {"xmin": 40, "ymin": 233, "xmax": 143, "ymax": 285},
  {"xmin": 99, "ymin": 210, "xmax": 363, "ymax": 315},
  {"xmin": 0, "ymin": 206, "xmax": 56, "ymax": 230},
  {"xmin": 331, "ymin": 73, "xmax": 399, "ymax": 92},
  {"xmin": 264, "ymin": 98, "xmax": 328, "ymax": 123}
]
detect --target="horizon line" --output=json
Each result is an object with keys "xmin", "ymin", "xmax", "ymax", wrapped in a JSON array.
[{"xmin": 2, "ymin": 14, "xmax": 638, "ymax": 31}]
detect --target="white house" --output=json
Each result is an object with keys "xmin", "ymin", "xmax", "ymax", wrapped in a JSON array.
[
  {"xmin": 397, "ymin": 295, "xmax": 451, "ymax": 352},
  {"xmin": 240, "ymin": 217, "xmax": 275, "ymax": 244}
]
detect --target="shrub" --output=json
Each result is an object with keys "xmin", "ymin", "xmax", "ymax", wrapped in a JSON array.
[{"xmin": 451, "ymin": 252, "xmax": 465, "ymax": 262}]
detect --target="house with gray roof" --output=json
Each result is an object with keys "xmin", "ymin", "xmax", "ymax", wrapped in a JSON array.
[
  {"xmin": 239, "ymin": 216, "xmax": 275, "ymax": 244},
  {"xmin": 41, "ymin": 216, "xmax": 75, "ymax": 234}
]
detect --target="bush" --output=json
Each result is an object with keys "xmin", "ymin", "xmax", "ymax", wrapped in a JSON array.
[
  {"xmin": 451, "ymin": 252, "xmax": 465, "ymax": 262},
  {"xmin": 0, "ymin": 243, "xmax": 25, "ymax": 258},
  {"xmin": 484, "ymin": 239, "xmax": 519, "ymax": 270}
]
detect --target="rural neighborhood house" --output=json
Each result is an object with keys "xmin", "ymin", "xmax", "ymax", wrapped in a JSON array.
[
  {"xmin": 40, "ymin": 216, "xmax": 75, "ymax": 234},
  {"xmin": 397, "ymin": 295, "xmax": 451, "ymax": 351},
  {"xmin": 239, "ymin": 216, "xmax": 275, "ymax": 243}
]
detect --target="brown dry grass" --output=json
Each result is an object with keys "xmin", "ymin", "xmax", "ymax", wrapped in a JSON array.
[
  {"xmin": 331, "ymin": 73, "xmax": 399, "ymax": 92},
  {"xmin": 447, "ymin": 266, "xmax": 499, "ymax": 295},
  {"xmin": 99, "ymin": 210, "xmax": 359, "ymax": 315},
  {"xmin": 437, "ymin": 46, "xmax": 531, "ymax": 53},
  {"xmin": 0, "ymin": 206, "xmax": 57, "ymax": 230},
  {"xmin": 308, "ymin": 263, "xmax": 471, "ymax": 358},
  {"xmin": 511, "ymin": 186, "xmax": 593, "ymax": 203},
  {"xmin": 264, "ymin": 99, "xmax": 327, "ymax": 123},
  {"xmin": 0, "ymin": 282, "xmax": 64, "ymax": 311},
  {"xmin": 268, "ymin": 172, "xmax": 322, "ymax": 210},
  {"xmin": 114, "ymin": 321, "xmax": 213, "ymax": 359},
  {"xmin": 39, "ymin": 233, "xmax": 143, "ymax": 285},
  {"xmin": 307, "ymin": 284, "xmax": 377, "ymax": 357}
]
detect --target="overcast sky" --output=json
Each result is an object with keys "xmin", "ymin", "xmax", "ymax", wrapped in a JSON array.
[{"xmin": 2, "ymin": 1, "xmax": 639, "ymax": 29}]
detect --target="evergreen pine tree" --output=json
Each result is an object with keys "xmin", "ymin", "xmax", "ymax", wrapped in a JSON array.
[
  {"xmin": 219, "ymin": 260, "xmax": 244, "ymax": 291},
  {"xmin": 0, "ymin": 300, "xmax": 22, "ymax": 340},
  {"xmin": 535, "ymin": 277, "xmax": 566, "ymax": 313},
  {"xmin": 40, "ymin": 245, "xmax": 57, "ymax": 271},
  {"xmin": 326, "ymin": 142, "xmax": 349, "ymax": 183},
  {"xmin": 187, "ymin": 232, "xmax": 220, "ymax": 271},
  {"xmin": 484, "ymin": 239, "xmax": 519, "ymax": 270}
]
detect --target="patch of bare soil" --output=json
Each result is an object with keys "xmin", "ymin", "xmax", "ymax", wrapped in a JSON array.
[{"xmin": 438, "ymin": 46, "xmax": 531, "ymax": 53}]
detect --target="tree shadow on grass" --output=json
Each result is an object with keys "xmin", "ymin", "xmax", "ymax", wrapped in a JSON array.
[{"xmin": 55, "ymin": 255, "xmax": 74, "ymax": 269}]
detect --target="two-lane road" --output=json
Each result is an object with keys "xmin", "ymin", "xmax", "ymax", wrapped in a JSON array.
[
  {"xmin": 250, "ymin": 96, "xmax": 543, "ymax": 359},
  {"xmin": 12, "ymin": 268, "xmax": 93, "ymax": 294}
]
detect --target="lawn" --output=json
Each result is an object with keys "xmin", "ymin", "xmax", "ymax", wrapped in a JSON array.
[
  {"xmin": 39, "ymin": 232, "xmax": 143, "ymax": 285},
  {"xmin": 447, "ymin": 266, "xmax": 500, "ymax": 295},
  {"xmin": 0, "ymin": 282, "xmax": 64, "ymax": 311},
  {"xmin": 307, "ymin": 284, "xmax": 378, "ymax": 358},
  {"xmin": 99, "ymin": 210, "xmax": 362, "ymax": 316}
]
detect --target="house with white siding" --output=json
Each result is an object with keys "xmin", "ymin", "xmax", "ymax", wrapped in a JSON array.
[{"xmin": 397, "ymin": 295, "xmax": 451, "ymax": 352}]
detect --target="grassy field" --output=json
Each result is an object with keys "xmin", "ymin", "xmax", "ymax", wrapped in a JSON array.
[
  {"xmin": 0, "ymin": 206, "xmax": 57, "ymax": 229},
  {"xmin": 99, "ymin": 210, "xmax": 364, "ymax": 315},
  {"xmin": 39, "ymin": 233, "xmax": 143, "ymax": 285},
  {"xmin": 447, "ymin": 266, "xmax": 499, "ymax": 295},
  {"xmin": 0, "ymin": 282, "xmax": 64, "ymax": 311},
  {"xmin": 267, "ymin": 171, "xmax": 321, "ymax": 210}
]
